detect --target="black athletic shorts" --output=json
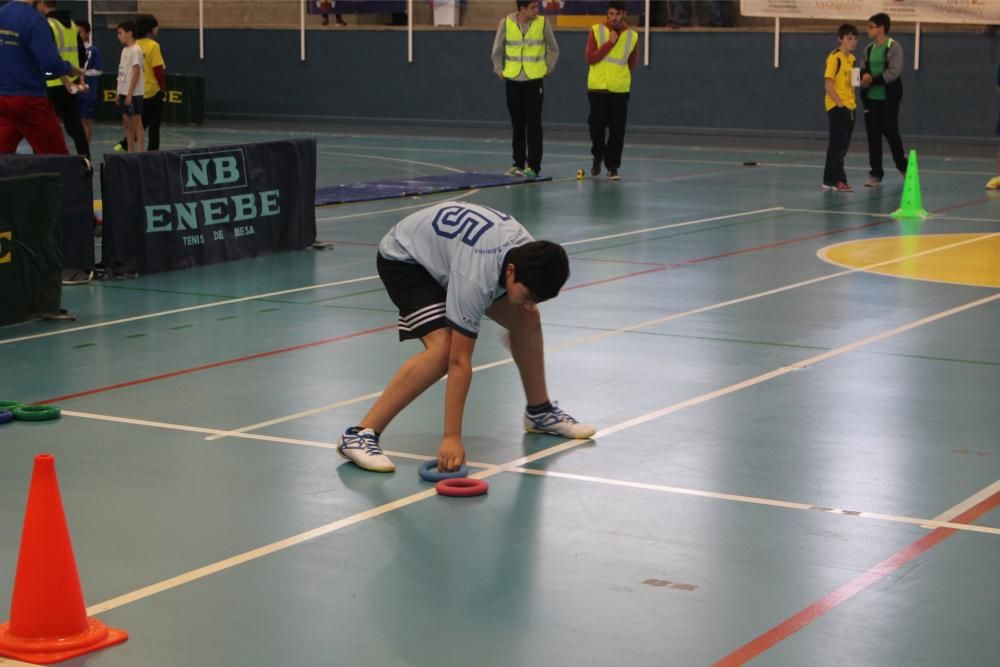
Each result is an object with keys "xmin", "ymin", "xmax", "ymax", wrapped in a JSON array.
[{"xmin": 377, "ymin": 253, "xmax": 449, "ymax": 341}]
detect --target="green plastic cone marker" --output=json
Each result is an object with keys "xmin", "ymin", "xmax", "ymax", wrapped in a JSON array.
[{"xmin": 891, "ymin": 149, "xmax": 929, "ymax": 219}]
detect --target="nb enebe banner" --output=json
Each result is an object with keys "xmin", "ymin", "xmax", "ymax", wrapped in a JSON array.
[
  {"xmin": 739, "ymin": 0, "xmax": 999, "ymax": 24},
  {"xmin": 101, "ymin": 139, "xmax": 317, "ymax": 275},
  {"xmin": 0, "ymin": 155, "xmax": 94, "ymax": 275},
  {"xmin": 0, "ymin": 174, "xmax": 62, "ymax": 326}
]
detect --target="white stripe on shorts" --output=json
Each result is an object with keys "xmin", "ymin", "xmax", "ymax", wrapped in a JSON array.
[
  {"xmin": 399, "ymin": 307, "xmax": 447, "ymax": 332},
  {"xmin": 399, "ymin": 302, "xmax": 446, "ymax": 326}
]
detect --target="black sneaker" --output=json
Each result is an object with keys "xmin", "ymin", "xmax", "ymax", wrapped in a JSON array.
[
  {"xmin": 608, "ymin": 169, "xmax": 621, "ymax": 181},
  {"xmin": 591, "ymin": 157, "xmax": 602, "ymax": 176}
]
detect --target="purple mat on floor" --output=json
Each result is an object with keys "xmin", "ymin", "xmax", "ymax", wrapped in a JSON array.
[{"xmin": 315, "ymin": 172, "xmax": 551, "ymax": 206}]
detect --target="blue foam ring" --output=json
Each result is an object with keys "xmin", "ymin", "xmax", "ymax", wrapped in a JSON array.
[
  {"xmin": 418, "ymin": 459, "xmax": 469, "ymax": 482},
  {"xmin": 0, "ymin": 411, "xmax": 13, "ymax": 425}
]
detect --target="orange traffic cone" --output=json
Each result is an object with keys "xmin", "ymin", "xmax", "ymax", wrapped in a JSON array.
[{"xmin": 0, "ymin": 454, "xmax": 127, "ymax": 664}]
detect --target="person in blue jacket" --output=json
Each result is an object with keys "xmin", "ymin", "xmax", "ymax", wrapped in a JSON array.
[{"xmin": 0, "ymin": 0, "xmax": 81, "ymax": 154}]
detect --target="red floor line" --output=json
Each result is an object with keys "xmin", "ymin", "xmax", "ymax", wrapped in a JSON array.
[
  {"xmin": 565, "ymin": 218, "xmax": 889, "ymax": 292},
  {"xmin": 711, "ymin": 490, "xmax": 1000, "ymax": 667},
  {"xmin": 39, "ymin": 323, "xmax": 396, "ymax": 404},
  {"xmin": 569, "ymin": 256, "xmax": 665, "ymax": 267},
  {"xmin": 37, "ymin": 218, "xmax": 886, "ymax": 404},
  {"xmin": 316, "ymin": 239, "xmax": 379, "ymax": 247},
  {"xmin": 931, "ymin": 197, "xmax": 989, "ymax": 215}
]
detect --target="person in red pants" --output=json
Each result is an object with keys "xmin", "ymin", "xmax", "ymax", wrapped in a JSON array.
[{"xmin": 0, "ymin": 0, "xmax": 81, "ymax": 154}]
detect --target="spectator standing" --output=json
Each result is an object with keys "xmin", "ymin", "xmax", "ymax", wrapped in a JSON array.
[
  {"xmin": 822, "ymin": 24, "xmax": 859, "ymax": 192},
  {"xmin": 491, "ymin": 0, "xmax": 559, "ymax": 178},
  {"xmin": 75, "ymin": 19, "xmax": 101, "ymax": 146},
  {"xmin": 36, "ymin": 0, "xmax": 89, "ymax": 158},
  {"xmin": 113, "ymin": 14, "xmax": 165, "ymax": 151},
  {"xmin": 115, "ymin": 21, "xmax": 144, "ymax": 152},
  {"xmin": 0, "ymin": 0, "xmax": 78, "ymax": 154},
  {"xmin": 585, "ymin": 1, "xmax": 638, "ymax": 180},
  {"xmin": 860, "ymin": 12, "xmax": 907, "ymax": 187}
]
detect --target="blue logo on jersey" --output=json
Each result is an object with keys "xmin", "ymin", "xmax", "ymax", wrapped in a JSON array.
[{"xmin": 431, "ymin": 205, "xmax": 500, "ymax": 247}]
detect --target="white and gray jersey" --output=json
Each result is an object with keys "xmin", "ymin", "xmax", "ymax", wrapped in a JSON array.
[{"xmin": 378, "ymin": 201, "xmax": 534, "ymax": 337}]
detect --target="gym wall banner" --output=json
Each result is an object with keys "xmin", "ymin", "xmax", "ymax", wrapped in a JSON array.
[
  {"xmin": 96, "ymin": 73, "xmax": 205, "ymax": 124},
  {"xmin": 101, "ymin": 139, "xmax": 317, "ymax": 275},
  {"xmin": 0, "ymin": 174, "xmax": 63, "ymax": 327},
  {"xmin": 740, "ymin": 0, "xmax": 1000, "ymax": 24},
  {"xmin": 0, "ymin": 155, "xmax": 94, "ymax": 275}
]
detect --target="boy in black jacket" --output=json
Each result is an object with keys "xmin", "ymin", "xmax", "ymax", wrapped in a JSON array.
[{"xmin": 860, "ymin": 12, "xmax": 907, "ymax": 187}]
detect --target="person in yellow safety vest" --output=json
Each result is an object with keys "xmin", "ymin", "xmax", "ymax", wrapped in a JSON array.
[
  {"xmin": 585, "ymin": 1, "xmax": 637, "ymax": 181},
  {"xmin": 35, "ymin": 0, "xmax": 90, "ymax": 159},
  {"xmin": 491, "ymin": 0, "xmax": 559, "ymax": 179}
]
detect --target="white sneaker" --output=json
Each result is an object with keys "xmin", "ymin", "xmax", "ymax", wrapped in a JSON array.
[
  {"xmin": 864, "ymin": 175, "xmax": 882, "ymax": 188},
  {"xmin": 337, "ymin": 427, "xmax": 395, "ymax": 472},
  {"xmin": 523, "ymin": 402, "xmax": 596, "ymax": 439}
]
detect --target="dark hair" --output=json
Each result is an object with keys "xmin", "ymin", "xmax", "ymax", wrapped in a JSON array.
[
  {"xmin": 608, "ymin": 1, "xmax": 626, "ymax": 11},
  {"xmin": 75, "ymin": 20, "xmax": 91, "ymax": 33},
  {"xmin": 135, "ymin": 14, "xmax": 159, "ymax": 39},
  {"xmin": 117, "ymin": 21, "xmax": 136, "ymax": 36},
  {"xmin": 506, "ymin": 241, "xmax": 569, "ymax": 303},
  {"xmin": 837, "ymin": 23, "xmax": 857, "ymax": 39},
  {"xmin": 515, "ymin": 0, "xmax": 534, "ymax": 9},
  {"xmin": 869, "ymin": 12, "xmax": 890, "ymax": 33}
]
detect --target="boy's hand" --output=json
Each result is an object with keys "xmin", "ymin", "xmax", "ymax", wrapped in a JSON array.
[
  {"xmin": 861, "ymin": 73, "xmax": 872, "ymax": 88},
  {"xmin": 125, "ymin": 94, "xmax": 132, "ymax": 105},
  {"xmin": 608, "ymin": 30, "xmax": 619, "ymax": 45},
  {"xmin": 437, "ymin": 435, "xmax": 466, "ymax": 472}
]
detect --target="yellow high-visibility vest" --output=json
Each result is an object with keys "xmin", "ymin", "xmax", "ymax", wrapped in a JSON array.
[
  {"xmin": 587, "ymin": 24, "xmax": 637, "ymax": 93},
  {"xmin": 503, "ymin": 16, "xmax": 547, "ymax": 80},
  {"xmin": 45, "ymin": 18, "xmax": 80, "ymax": 87}
]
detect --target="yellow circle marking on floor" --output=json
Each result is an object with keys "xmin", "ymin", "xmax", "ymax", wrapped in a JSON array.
[{"xmin": 819, "ymin": 234, "xmax": 1000, "ymax": 288}]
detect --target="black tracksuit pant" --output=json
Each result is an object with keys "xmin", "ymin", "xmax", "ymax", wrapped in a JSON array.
[
  {"xmin": 505, "ymin": 79, "xmax": 544, "ymax": 172},
  {"xmin": 588, "ymin": 91, "xmax": 630, "ymax": 171},
  {"xmin": 823, "ymin": 106, "xmax": 855, "ymax": 186},
  {"xmin": 46, "ymin": 86, "xmax": 89, "ymax": 158},
  {"xmin": 862, "ymin": 98, "xmax": 907, "ymax": 178}
]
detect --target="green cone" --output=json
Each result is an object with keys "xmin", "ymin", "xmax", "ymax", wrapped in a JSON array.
[{"xmin": 891, "ymin": 149, "xmax": 929, "ymax": 219}]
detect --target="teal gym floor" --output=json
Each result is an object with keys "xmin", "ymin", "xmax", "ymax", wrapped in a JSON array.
[{"xmin": 1, "ymin": 123, "xmax": 999, "ymax": 666}]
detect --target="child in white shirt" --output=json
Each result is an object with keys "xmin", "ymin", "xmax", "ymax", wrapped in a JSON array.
[{"xmin": 116, "ymin": 21, "xmax": 144, "ymax": 152}]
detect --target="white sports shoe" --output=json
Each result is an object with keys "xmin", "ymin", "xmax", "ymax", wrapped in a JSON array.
[
  {"xmin": 523, "ymin": 402, "xmax": 596, "ymax": 439},
  {"xmin": 337, "ymin": 427, "xmax": 395, "ymax": 472}
]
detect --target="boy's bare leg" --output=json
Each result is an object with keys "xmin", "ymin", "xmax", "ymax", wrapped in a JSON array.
[
  {"xmin": 134, "ymin": 118, "xmax": 144, "ymax": 153},
  {"xmin": 486, "ymin": 297, "xmax": 548, "ymax": 405},
  {"xmin": 359, "ymin": 326, "xmax": 451, "ymax": 432},
  {"xmin": 122, "ymin": 116, "xmax": 133, "ymax": 151}
]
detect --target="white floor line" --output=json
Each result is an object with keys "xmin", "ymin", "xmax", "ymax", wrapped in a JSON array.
[
  {"xmin": 634, "ymin": 157, "xmax": 991, "ymax": 177},
  {"xmin": 783, "ymin": 207, "xmax": 1000, "ymax": 223},
  {"xmin": 315, "ymin": 149, "xmax": 465, "ymax": 174},
  {"xmin": 211, "ymin": 231, "xmax": 1000, "ymax": 443},
  {"xmin": 923, "ymin": 479, "xmax": 1000, "ymax": 528},
  {"xmin": 309, "ymin": 141, "xmax": 996, "ymax": 175},
  {"xmin": 1, "ymin": 207, "xmax": 775, "ymax": 347},
  {"xmin": 559, "ymin": 207, "xmax": 783, "ymax": 246},
  {"xmin": 60, "ymin": 410, "xmax": 494, "ymax": 467},
  {"xmin": 510, "ymin": 469, "xmax": 1000, "ymax": 537},
  {"xmin": 0, "ymin": 275, "xmax": 380, "ymax": 347},
  {"xmin": 207, "ymin": 129, "xmax": 998, "ymax": 166},
  {"xmin": 316, "ymin": 190, "xmax": 481, "ymax": 221},
  {"xmin": 204, "ymin": 392, "xmax": 383, "ymax": 441},
  {"xmin": 83, "ymin": 289, "xmax": 1000, "ymax": 618}
]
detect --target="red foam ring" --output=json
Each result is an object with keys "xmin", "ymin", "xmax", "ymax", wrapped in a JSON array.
[{"xmin": 435, "ymin": 478, "xmax": 489, "ymax": 497}]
